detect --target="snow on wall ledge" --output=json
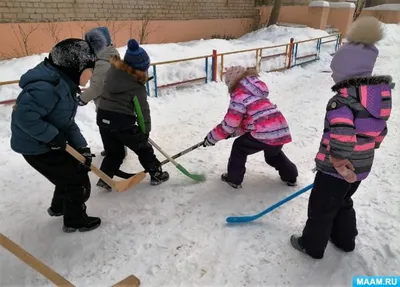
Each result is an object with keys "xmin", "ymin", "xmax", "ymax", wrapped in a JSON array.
[
  {"xmin": 309, "ymin": 1, "xmax": 330, "ymax": 8},
  {"xmin": 364, "ymin": 4, "xmax": 400, "ymax": 11},
  {"xmin": 329, "ymin": 2, "xmax": 356, "ymax": 9}
]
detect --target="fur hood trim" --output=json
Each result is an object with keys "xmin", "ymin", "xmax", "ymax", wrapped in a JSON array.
[
  {"xmin": 346, "ymin": 16, "xmax": 383, "ymax": 45},
  {"xmin": 331, "ymin": 75, "xmax": 393, "ymax": 91},
  {"xmin": 110, "ymin": 55, "xmax": 135, "ymax": 75}
]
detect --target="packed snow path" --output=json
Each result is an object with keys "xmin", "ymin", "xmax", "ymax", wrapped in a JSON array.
[{"xmin": 1, "ymin": 27, "xmax": 399, "ymax": 286}]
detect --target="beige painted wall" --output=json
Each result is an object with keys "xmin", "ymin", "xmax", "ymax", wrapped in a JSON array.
[{"xmin": 1, "ymin": 3, "xmax": 398, "ymax": 60}]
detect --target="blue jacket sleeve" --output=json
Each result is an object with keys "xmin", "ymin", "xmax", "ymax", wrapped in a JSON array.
[
  {"xmin": 65, "ymin": 120, "xmax": 88, "ymax": 149},
  {"xmin": 13, "ymin": 84, "xmax": 59, "ymax": 143}
]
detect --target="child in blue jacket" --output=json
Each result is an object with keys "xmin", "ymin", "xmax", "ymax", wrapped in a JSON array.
[{"xmin": 10, "ymin": 38, "xmax": 102, "ymax": 233}]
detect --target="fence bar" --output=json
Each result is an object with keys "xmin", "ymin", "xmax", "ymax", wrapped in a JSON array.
[
  {"xmin": 157, "ymin": 77, "xmax": 207, "ymax": 89},
  {"xmin": 220, "ymin": 54, "xmax": 224, "ymax": 81},
  {"xmin": 287, "ymin": 38, "xmax": 294, "ymax": 69},
  {"xmin": 212, "ymin": 49, "xmax": 217, "ymax": 82},
  {"xmin": 205, "ymin": 57, "xmax": 209, "ymax": 83},
  {"xmin": 146, "ymin": 79, "xmax": 151, "ymax": 97},
  {"xmin": 153, "ymin": 54, "xmax": 213, "ymax": 66},
  {"xmin": 153, "ymin": 65, "xmax": 158, "ymax": 97}
]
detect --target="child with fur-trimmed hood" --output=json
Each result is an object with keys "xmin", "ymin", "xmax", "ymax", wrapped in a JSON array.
[
  {"xmin": 291, "ymin": 17, "xmax": 394, "ymax": 259},
  {"xmin": 96, "ymin": 39, "xmax": 169, "ymax": 190},
  {"xmin": 202, "ymin": 66, "xmax": 298, "ymax": 188},
  {"xmin": 78, "ymin": 27, "xmax": 129, "ymax": 159}
]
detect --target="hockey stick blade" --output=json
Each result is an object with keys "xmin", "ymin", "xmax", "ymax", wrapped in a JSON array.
[
  {"xmin": 226, "ymin": 183, "xmax": 314, "ymax": 223},
  {"xmin": 113, "ymin": 141, "xmax": 204, "ymax": 179},
  {"xmin": 66, "ymin": 145, "xmax": 146, "ymax": 192},
  {"xmin": 148, "ymin": 138, "xmax": 206, "ymax": 182}
]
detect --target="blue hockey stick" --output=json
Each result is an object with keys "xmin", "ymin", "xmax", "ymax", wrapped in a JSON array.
[{"xmin": 226, "ymin": 183, "xmax": 314, "ymax": 224}]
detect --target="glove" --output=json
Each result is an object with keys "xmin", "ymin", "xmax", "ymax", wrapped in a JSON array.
[
  {"xmin": 47, "ymin": 133, "xmax": 66, "ymax": 151},
  {"xmin": 77, "ymin": 147, "xmax": 93, "ymax": 172},
  {"xmin": 329, "ymin": 156, "xmax": 357, "ymax": 183},
  {"xmin": 77, "ymin": 96, "xmax": 87, "ymax": 106},
  {"xmin": 202, "ymin": 136, "xmax": 215, "ymax": 147}
]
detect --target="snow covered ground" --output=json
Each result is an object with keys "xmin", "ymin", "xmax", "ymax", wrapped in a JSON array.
[{"xmin": 0, "ymin": 24, "xmax": 399, "ymax": 286}]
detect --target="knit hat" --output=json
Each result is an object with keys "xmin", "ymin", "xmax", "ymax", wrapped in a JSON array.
[
  {"xmin": 48, "ymin": 38, "xmax": 96, "ymax": 85},
  {"xmin": 123, "ymin": 39, "xmax": 150, "ymax": 71},
  {"xmin": 85, "ymin": 27, "xmax": 112, "ymax": 55},
  {"xmin": 330, "ymin": 16, "xmax": 383, "ymax": 84},
  {"xmin": 224, "ymin": 66, "xmax": 247, "ymax": 90}
]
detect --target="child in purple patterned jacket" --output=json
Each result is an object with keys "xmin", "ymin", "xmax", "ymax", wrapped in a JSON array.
[{"xmin": 290, "ymin": 16, "xmax": 395, "ymax": 259}]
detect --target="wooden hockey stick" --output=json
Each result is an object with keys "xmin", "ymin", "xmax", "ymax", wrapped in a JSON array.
[
  {"xmin": 0, "ymin": 233, "xmax": 74, "ymax": 286},
  {"xmin": 1, "ymin": 233, "xmax": 141, "ymax": 286},
  {"xmin": 65, "ymin": 145, "xmax": 146, "ymax": 192},
  {"xmin": 112, "ymin": 275, "xmax": 140, "ymax": 287}
]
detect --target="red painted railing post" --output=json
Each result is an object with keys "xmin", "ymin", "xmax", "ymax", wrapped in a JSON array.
[
  {"xmin": 287, "ymin": 38, "xmax": 294, "ymax": 69},
  {"xmin": 212, "ymin": 49, "xmax": 218, "ymax": 82}
]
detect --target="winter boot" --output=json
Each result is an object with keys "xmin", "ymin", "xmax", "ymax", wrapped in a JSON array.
[
  {"xmin": 47, "ymin": 207, "xmax": 63, "ymax": 217},
  {"xmin": 149, "ymin": 165, "xmax": 169, "ymax": 185},
  {"xmin": 62, "ymin": 201, "xmax": 101, "ymax": 233},
  {"xmin": 290, "ymin": 235, "xmax": 323, "ymax": 259},
  {"xmin": 284, "ymin": 179, "xmax": 297, "ymax": 187},
  {"xmin": 47, "ymin": 187, "xmax": 63, "ymax": 217},
  {"xmin": 221, "ymin": 173, "xmax": 242, "ymax": 189},
  {"xmin": 96, "ymin": 178, "xmax": 112, "ymax": 192}
]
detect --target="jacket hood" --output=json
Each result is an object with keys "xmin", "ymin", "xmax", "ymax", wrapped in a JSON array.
[
  {"xmin": 19, "ymin": 60, "xmax": 60, "ymax": 89},
  {"xmin": 19, "ymin": 59, "xmax": 79, "ymax": 94},
  {"xmin": 332, "ymin": 75, "xmax": 393, "ymax": 119},
  {"xmin": 97, "ymin": 45, "xmax": 120, "ymax": 62},
  {"xmin": 104, "ymin": 57, "xmax": 143, "ymax": 94},
  {"xmin": 235, "ymin": 75, "xmax": 269, "ymax": 99}
]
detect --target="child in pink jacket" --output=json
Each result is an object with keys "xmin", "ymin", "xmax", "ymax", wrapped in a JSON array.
[{"xmin": 203, "ymin": 66, "xmax": 298, "ymax": 188}]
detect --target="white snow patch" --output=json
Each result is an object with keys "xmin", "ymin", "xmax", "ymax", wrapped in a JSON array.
[
  {"xmin": 309, "ymin": 1, "xmax": 330, "ymax": 7},
  {"xmin": 364, "ymin": 4, "xmax": 400, "ymax": 11},
  {"xmin": 329, "ymin": 2, "xmax": 356, "ymax": 8}
]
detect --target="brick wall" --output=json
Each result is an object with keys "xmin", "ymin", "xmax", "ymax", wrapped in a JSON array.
[{"xmin": 0, "ymin": 0, "xmax": 256, "ymax": 23}]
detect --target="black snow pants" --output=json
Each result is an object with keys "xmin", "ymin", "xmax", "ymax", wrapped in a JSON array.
[
  {"xmin": 23, "ymin": 150, "xmax": 91, "ymax": 225},
  {"xmin": 99, "ymin": 126, "xmax": 161, "ymax": 178},
  {"xmin": 300, "ymin": 171, "xmax": 361, "ymax": 258},
  {"xmin": 226, "ymin": 133, "xmax": 298, "ymax": 185}
]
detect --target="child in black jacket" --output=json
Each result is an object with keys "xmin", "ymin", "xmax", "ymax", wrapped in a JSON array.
[{"xmin": 96, "ymin": 39, "xmax": 169, "ymax": 191}]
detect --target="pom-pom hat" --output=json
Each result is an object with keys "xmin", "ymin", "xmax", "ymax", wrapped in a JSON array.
[
  {"xmin": 123, "ymin": 39, "xmax": 150, "ymax": 72},
  {"xmin": 330, "ymin": 16, "xmax": 383, "ymax": 83}
]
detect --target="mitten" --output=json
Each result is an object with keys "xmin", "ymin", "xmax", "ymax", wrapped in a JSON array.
[
  {"xmin": 47, "ymin": 133, "xmax": 66, "ymax": 151},
  {"xmin": 77, "ymin": 96, "xmax": 87, "ymax": 106},
  {"xmin": 77, "ymin": 147, "xmax": 93, "ymax": 172},
  {"xmin": 330, "ymin": 156, "xmax": 357, "ymax": 183},
  {"xmin": 202, "ymin": 136, "xmax": 215, "ymax": 147}
]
